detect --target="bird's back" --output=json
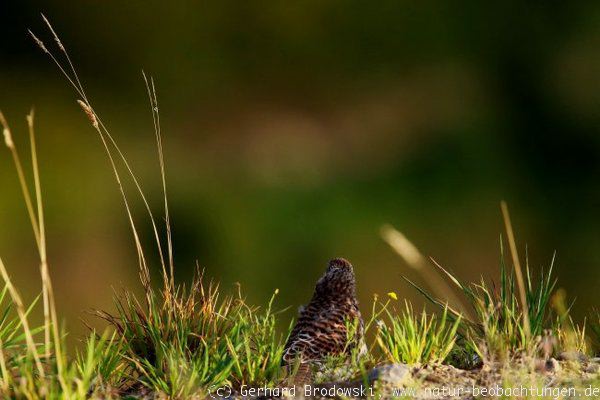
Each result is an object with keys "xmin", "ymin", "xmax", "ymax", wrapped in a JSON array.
[{"xmin": 282, "ymin": 258, "xmax": 364, "ymax": 370}]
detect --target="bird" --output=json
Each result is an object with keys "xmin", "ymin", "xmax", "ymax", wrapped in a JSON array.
[{"xmin": 282, "ymin": 258, "xmax": 365, "ymax": 384}]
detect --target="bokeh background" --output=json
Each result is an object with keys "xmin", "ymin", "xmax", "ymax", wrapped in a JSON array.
[{"xmin": 1, "ymin": 1, "xmax": 598, "ymax": 343}]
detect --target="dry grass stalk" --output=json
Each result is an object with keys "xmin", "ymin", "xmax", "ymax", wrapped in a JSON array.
[
  {"xmin": 0, "ymin": 111, "xmax": 41, "ymax": 249},
  {"xmin": 381, "ymin": 224, "xmax": 470, "ymax": 316},
  {"xmin": 77, "ymin": 98, "xmax": 152, "ymax": 295},
  {"xmin": 500, "ymin": 201, "xmax": 531, "ymax": 339},
  {"xmin": 0, "ymin": 258, "xmax": 45, "ymax": 378},
  {"xmin": 2, "ymin": 110, "xmax": 68, "ymax": 389},
  {"xmin": 25, "ymin": 110, "xmax": 51, "ymax": 361},
  {"xmin": 26, "ymin": 111, "xmax": 65, "ymax": 381},
  {"xmin": 143, "ymin": 72, "xmax": 174, "ymax": 291},
  {"xmin": 1, "ymin": 111, "xmax": 50, "ymax": 386},
  {"xmin": 30, "ymin": 15, "xmax": 175, "ymax": 298},
  {"xmin": 30, "ymin": 20, "xmax": 154, "ymax": 287}
]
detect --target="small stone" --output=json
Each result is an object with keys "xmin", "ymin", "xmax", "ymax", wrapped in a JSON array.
[{"xmin": 368, "ymin": 363, "xmax": 410, "ymax": 384}]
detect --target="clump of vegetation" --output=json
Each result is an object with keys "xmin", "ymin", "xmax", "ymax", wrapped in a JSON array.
[
  {"xmin": 386, "ymin": 204, "xmax": 591, "ymax": 369},
  {"xmin": 375, "ymin": 301, "xmax": 460, "ymax": 365},
  {"xmin": 402, "ymin": 239, "xmax": 559, "ymax": 365},
  {"xmin": 227, "ymin": 290, "xmax": 289, "ymax": 388},
  {"xmin": 447, "ymin": 250, "xmax": 555, "ymax": 364},
  {"xmin": 551, "ymin": 288, "xmax": 589, "ymax": 357},
  {"xmin": 95, "ymin": 278, "xmax": 287, "ymax": 397},
  {"xmin": 99, "ymin": 275, "xmax": 230, "ymax": 396}
]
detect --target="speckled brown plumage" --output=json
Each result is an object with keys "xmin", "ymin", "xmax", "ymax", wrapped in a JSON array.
[{"xmin": 282, "ymin": 258, "xmax": 364, "ymax": 372}]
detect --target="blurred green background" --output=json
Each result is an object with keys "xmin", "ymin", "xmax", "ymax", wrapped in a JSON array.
[{"xmin": 1, "ymin": 1, "xmax": 599, "ymax": 342}]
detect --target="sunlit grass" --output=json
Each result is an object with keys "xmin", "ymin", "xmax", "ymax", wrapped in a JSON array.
[
  {"xmin": 402, "ymin": 242, "xmax": 559, "ymax": 365},
  {"xmin": 0, "ymin": 14, "xmax": 596, "ymax": 399},
  {"xmin": 375, "ymin": 300, "xmax": 461, "ymax": 365},
  {"xmin": 1, "ymin": 103, "xmax": 597, "ymax": 398}
]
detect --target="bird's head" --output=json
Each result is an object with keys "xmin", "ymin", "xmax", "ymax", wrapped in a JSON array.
[{"xmin": 315, "ymin": 258, "xmax": 357, "ymax": 298}]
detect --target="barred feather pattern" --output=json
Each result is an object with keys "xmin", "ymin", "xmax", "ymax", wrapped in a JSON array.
[{"xmin": 282, "ymin": 258, "xmax": 364, "ymax": 367}]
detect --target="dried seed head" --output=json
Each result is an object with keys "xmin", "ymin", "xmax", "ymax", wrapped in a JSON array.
[
  {"xmin": 41, "ymin": 14, "xmax": 65, "ymax": 52},
  {"xmin": 381, "ymin": 224, "xmax": 424, "ymax": 269},
  {"xmin": 26, "ymin": 109, "xmax": 35, "ymax": 127},
  {"xmin": 3, "ymin": 128, "xmax": 13, "ymax": 149},
  {"xmin": 77, "ymin": 100, "xmax": 99, "ymax": 130},
  {"xmin": 0, "ymin": 112, "xmax": 14, "ymax": 149},
  {"xmin": 28, "ymin": 30, "xmax": 49, "ymax": 54}
]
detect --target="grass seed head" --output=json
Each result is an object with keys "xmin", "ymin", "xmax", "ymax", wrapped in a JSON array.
[
  {"xmin": 2, "ymin": 126, "xmax": 13, "ymax": 149},
  {"xmin": 0, "ymin": 111, "xmax": 14, "ymax": 149},
  {"xmin": 77, "ymin": 100, "xmax": 99, "ymax": 129},
  {"xmin": 28, "ymin": 30, "xmax": 49, "ymax": 54},
  {"xmin": 41, "ymin": 13, "xmax": 65, "ymax": 52}
]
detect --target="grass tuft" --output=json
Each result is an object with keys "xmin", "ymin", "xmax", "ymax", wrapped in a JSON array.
[
  {"xmin": 375, "ymin": 300, "xmax": 461, "ymax": 365},
  {"xmin": 93, "ymin": 273, "xmax": 288, "ymax": 396},
  {"xmin": 403, "ymin": 235, "xmax": 567, "ymax": 367}
]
